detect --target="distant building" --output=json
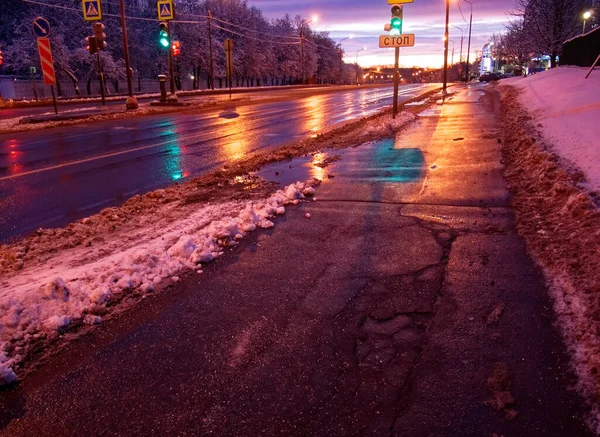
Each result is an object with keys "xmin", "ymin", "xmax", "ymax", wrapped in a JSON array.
[{"xmin": 479, "ymin": 44, "xmax": 493, "ymax": 75}]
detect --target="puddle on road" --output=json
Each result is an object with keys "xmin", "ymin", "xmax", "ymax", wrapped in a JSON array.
[{"xmin": 252, "ymin": 138, "xmax": 426, "ymax": 186}]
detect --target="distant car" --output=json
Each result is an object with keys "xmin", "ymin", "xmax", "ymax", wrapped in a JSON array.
[{"xmin": 479, "ymin": 73, "xmax": 500, "ymax": 82}]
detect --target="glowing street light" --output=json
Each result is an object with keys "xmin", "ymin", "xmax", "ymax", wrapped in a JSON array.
[{"xmin": 583, "ymin": 11, "xmax": 593, "ymax": 34}]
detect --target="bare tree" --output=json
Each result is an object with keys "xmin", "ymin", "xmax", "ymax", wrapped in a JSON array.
[{"xmin": 514, "ymin": 0, "xmax": 591, "ymax": 67}]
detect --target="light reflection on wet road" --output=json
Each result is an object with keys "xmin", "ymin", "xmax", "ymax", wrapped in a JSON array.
[{"xmin": 0, "ymin": 84, "xmax": 436, "ymax": 240}]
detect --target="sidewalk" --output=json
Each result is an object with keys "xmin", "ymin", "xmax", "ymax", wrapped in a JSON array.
[{"xmin": 0, "ymin": 87, "xmax": 591, "ymax": 436}]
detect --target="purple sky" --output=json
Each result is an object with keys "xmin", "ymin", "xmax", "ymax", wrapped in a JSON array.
[{"xmin": 249, "ymin": 0, "xmax": 515, "ymax": 67}]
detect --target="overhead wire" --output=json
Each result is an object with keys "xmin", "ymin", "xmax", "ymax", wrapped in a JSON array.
[
  {"xmin": 176, "ymin": 11, "xmax": 303, "ymax": 41},
  {"xmin": 210, "ymin": 23, "xmax": 300, "ymax": 45},
  {"xmin": 20, "ymin": 0, "xmax": 328, "ymax": 49},
  {"xmin": 457, "ymin": 0, "xmax": 469, "ymax": 24}
]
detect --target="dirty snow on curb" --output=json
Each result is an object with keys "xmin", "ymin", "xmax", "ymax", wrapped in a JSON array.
[
  {"xmin": 0, "ymin": 181, "xmax": 315, "ymax": 385},
  {"xmin": 499, "ymin": 67, "xmax": 600, "ymax": 192}
]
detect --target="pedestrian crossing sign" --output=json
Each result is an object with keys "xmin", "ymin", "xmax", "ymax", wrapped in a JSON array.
[
  {"xmin": 82, "ymin": 0, "xmax": 102, "ymax": 21},
  {"xmin": 157, "ymin": 0, "xmax": 174, "ymax": 20}
]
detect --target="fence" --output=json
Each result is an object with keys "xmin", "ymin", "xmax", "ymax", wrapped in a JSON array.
[
  {"xmin": 561, "ymin": 26, "xmax": 600, "ymax": 67},
  {"xmin": 0, "ymin": 77, "xmax": 213, "ymax": 100}
]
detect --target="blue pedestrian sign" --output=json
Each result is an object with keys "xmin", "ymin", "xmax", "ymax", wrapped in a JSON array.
[
  {"xmin": 32, "ymin": 17, "xmax": 51, "ymax": 39},
  {"xmin": 157, "ymin": 0, "xmax": 174, "ymax": 20},
  {"xmin": 82, "ymin": 0, "xmax": 102, "ymax": 21}
]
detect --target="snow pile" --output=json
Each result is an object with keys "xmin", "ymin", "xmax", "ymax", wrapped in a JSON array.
[
  {"xmin": 499, "ymin": 85, "xmax": 600, "ymax": 433},
  {"xmin": 499, "ymin": 67, "xmax": 600, "ymax": 192},
  {"xmin": 0, "ymin": 181, "xmax": 315, "ymax": 385},
  {"xmin": 362, "ymin": 111, "xmax": 417, "ymax": 136}
]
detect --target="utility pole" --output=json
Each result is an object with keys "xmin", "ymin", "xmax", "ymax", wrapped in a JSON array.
[
  {"xmin": 465, "ymin": 0, "xmax": 473, "ymax": 83},
  {"xmin": 442, "ymin": 0, "xmax": 450, "ymax": 95},
  {"xmin": 207, "ymin": 10, "xmax": 215, "ymax": 90},
  {"xmin": 301, "ymin": 29, "xmax": 305, "ymax": 85},
  {"xmin": 452, "ymin": 24, "xmax": 464, "ymax": 80},
  {"xmin": 119, "ymin": 0, "xmax": 138, "ymax": 109}
]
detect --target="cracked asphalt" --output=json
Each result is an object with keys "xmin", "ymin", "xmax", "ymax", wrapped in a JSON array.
[{"xmin": 0, "ymin": 85, "xmax": 591, "ymax": 436}]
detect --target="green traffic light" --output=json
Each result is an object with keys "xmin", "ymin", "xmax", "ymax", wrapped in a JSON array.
[
  {"xmin": 391, "ymin": 17, "xmax": 402, "ymax": 29},
  {"xmin": 159, "ymin": 31, "xmax": 169, "ymax": 47}
]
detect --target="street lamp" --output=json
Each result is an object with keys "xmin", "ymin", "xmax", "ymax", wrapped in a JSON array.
[
  {"xmin": 442, "ymin": 0, "xmax": 450, "ymax": 95},
  {"xmin": 452, "ymin": 24, "xmax": 464, "ymax": 80},
  {"xmin": 464, "ymin": 0, "xmax": 473, "ymax": 83},
  {"xmin": 300, "ymin": 15, "xmax": 319, "ymax": 85},
  {"xmin": 355, "ymin": 47, "xmax": 366, "ymax": 85},
  {"xmin": 337, "ymin": 35, "xmax": 352, "ymax": 85},
  {"xmin": 583, "ymin": 11, "xmax": 592, "ymax": 34}
]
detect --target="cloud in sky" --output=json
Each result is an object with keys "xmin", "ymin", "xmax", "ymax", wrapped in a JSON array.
[{"xmin": 249, "ymin": 0, "xmax": 515, "ymax": 67}]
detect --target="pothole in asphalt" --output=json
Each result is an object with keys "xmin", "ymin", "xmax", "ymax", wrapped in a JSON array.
[{"xmin": 252, "ymin": 138, "xmax": 427, "ymax": 186}]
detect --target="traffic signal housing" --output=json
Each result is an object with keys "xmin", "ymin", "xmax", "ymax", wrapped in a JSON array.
[
  {"xmin": 85, "ymin": 36, "xmax": 98, "ymax": 54},
  {"xmin": 159, "ymin": 22, "xmax": 169, "ymax": 48},
  {"xmin": 390, "ymin": 5, "xmax": 403, "ymax": 35},
  {"xmin": 171, "ymin": 41, "xmax": 181, "ymax": 57},
  {"xmin": 93, "ymin": 22, "xmax": 107, "ymax": 50}
]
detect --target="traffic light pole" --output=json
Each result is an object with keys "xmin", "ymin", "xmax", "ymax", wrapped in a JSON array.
[
  {"xmin": 393, "ymin": 47, "xmax": 399, "ymax": 119},
  {"xmin": 166, "ymin": 22, "xmax": 177, "ymax": 99},
  {"xmin": 96, "ymin": 52, "xmax": 106, "ymax": 106},
  {"xmin": 119, "ymin": 0, "xmax": 138, "ymax": 109}
]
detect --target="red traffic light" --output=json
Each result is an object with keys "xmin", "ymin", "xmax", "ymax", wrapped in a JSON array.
[
  {"xmin": 171, "ymin": 40, "xmax": 181, "ymax": 57},
  {"xmin": 0, "ymin": 49, "xmax": 3, "ymax": 66},
  {"xmin": 85, "ymin": 36, "xmax": 98, "ymax": 54},
  {"xmin": 92, "ymin": 22, "xmax": 107, "ymax": 50}
]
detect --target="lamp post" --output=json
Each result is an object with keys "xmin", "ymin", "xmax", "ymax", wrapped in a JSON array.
[
  {"xmin": 300, "ymin": 15, "xmax": 318, "ymax": 85},
  {"xmin": 452, "ymin": 24, "xmax": 464, "ymax": 80},
  {"xmin": 442, "ymin": 0, "xmax": 450, "ymax": 95},
  {"xmin": 355, "ymin": 47, "xmax": 366, "ymax": 85},
  {"xmin": 337, "ymin": 35, "xmax": 351, "ymax": 85},
  {"xmin": 464, "ymin": 0, "xmax": 473, "ymax": 83},
  {"xmin": 583, "ymin": 11, "xmax": 592, "ymax": 34}
]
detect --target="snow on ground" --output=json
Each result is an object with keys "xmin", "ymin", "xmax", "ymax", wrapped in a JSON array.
[
  {"xmin": 0, "ymin": 180, "xmax": 316, "ymax": 385},
  {"xmin": 499, "ymin": 67, "xmax": 600, "ymax": 193},
  {"xmin": 499, "ymin": 82, "xmax": 600, "ymax": 432},
  {"xmin": 0, "ymin": 98, "xmax": 226, "ymax": 133},
  {"xmin": 0, "ymin": 100, "xmax": 427, "ymax": 386}
]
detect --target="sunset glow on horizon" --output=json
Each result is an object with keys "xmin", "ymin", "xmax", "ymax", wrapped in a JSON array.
[{"xmin": 251, "ymin": 0, "xmax": 512, "ymax": 68}]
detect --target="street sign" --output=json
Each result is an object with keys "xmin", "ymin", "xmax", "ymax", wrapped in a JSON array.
[
  {"xmin": 82, "ymin": 0, "xmax": 102, "ymax": 21},
  {"xmin": 388, "ymin": 0, "xmax": 414, "ymax": 3},
  {"xmin": 32, "ymin": 17, "xmax": 51, "ymax": 38},
  {"xmin": 157, "ymin": 0, "xmax": 174, "ymax": 20},
  {"xmin": 37, "ymin": 38, "xmax": 56, "ymax": 85},
  {"xmin": 379, "ymin": 34, "xmax": 415, "ymax": 48}
]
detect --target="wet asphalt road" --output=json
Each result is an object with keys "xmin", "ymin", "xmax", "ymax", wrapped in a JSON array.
[
  {"xmin": 0, "ymin": 84, "xmax": 435, "ymax": 241},
  {"xmin": 0, "ymin": 85, "xmax": 591, "ymax": 436}
]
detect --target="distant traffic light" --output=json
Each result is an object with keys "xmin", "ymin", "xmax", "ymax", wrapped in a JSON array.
[
  {"xmin": 171, "ymin": 41, "xmax": 181, "ymax": 57},
  {"xmin": 0, "ymin": 48, "xmax": 3, "ymax": 66},
  {"xmin": 159, "ymin": 22, "xmax": 169, "ymax": 48},
  {"xmin": 93, "ymin": 22, "xmax": 107, "ymax": 50},
  {"xmin": 85, "ymin": 36, "xmax": 98, "ymax": 54},
  {"xmin": 390, "ymin": 5, "xmax": 403, "ymax": 36}
]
